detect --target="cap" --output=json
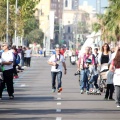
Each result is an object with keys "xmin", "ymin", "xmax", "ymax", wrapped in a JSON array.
[{"xmin": 55, "ymin": 44, "xmax": 60, "ymax": 48}]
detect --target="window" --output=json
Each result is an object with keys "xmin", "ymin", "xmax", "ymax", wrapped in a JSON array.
[
  {"xmin": 65, "ymin": 0, "xmax": 68, "ymax": 7},
  {"xmin": 68, "ymin": 26, "xmax": 71, "ymax": 33}
]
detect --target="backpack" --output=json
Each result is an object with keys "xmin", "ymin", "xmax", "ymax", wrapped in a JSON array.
[
  {"xmin": 15, "ymin": 54, "xmax": 20, "ymax": 65},
  {"xmin": 13, "ymin": 54, "xmax": 20, "ymax": 65}
]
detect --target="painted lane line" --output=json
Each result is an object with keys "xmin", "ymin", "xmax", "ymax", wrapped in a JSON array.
[
  {"xmin": 57, "ymin": 97, "xmax": 61, "ymax": 100},
  {"xmin": 57, "ymin": 102, "xmax": 61, "ymax": 105},
  {"xmin": 58, "ymin": 93, "xmax": 61, "ymax": 95},
  {"xmin": 56, "ymin": 117, "xmax": 62, "ymax": 120},
  {"xmin": 56, "ymin": 109, "xmax": 61, "ymax": 112}
]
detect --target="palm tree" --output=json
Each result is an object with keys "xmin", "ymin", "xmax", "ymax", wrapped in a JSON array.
[{"xmin": 93, "ymin": 0, "xmax": 120, "ymax": 42}]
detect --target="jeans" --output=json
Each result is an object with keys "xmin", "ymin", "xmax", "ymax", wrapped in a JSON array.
[
  {"xmin": 51, "ymin": 71, "xmax": 62, "ymax": 90},
  {"xmin": 80, "ymin": 69, "xmax": 89, "ymax": 91},
  {"xmin": 89, "ymin": 74, "xmax": 99, "ymax": 89},
  {"xmin": 105, "ymin": 84, "xmax": 114, "ymax": 99},
  {"xmin": 115, "ymin": 85, "xmax": 120, "ymax": 105},
  {"xmin": 21, "ymin": 58, "xmax": 24, "ymax": 66},
  {"xmin": 0, "ymin": 69, "xmax": 14, "ymax": 97}
]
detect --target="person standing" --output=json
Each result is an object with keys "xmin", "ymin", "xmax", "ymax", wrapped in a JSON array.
[
  {"xmin": 0, "ymin": 43, "xmax": 14, "ymax": 99},
  {"xmin": 25, "ymin": 47, "xmax": 32, "ymax": 67},
  {"xmin": 43, "ymin": 47, "xmax": 46, "ymax": 57},
  {"xmin": 47, "ymin": 44, "xmax": 67, "ymax": 93},
  {"xmin": 98, "ymin": 43, "xmax": 111, "ymax": 67},
  {"xmin": 109, "ymin": 48, "xmax": 120, "ymax": 107}
]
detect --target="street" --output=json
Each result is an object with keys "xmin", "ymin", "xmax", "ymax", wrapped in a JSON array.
[{"xmin": 0, "ymin": 56, "xmax": 120, "ymax": 120}]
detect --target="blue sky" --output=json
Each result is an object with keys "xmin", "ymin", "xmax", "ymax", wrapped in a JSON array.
[{"xmin": 79, "ymin": 0, "xmax": 108, "ymax": 11}]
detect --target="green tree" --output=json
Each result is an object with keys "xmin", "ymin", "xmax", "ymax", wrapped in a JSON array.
[
  {"xmin": 0, "ymin": 0, "xmax": 40, "ymax": 44},
  {"xmin": 26, "ymin": 29, "xmax": 44, "ymax": 45},
  {"xmin": 93, "ymin": 0, "xmax": 120, "ymax": 42}
]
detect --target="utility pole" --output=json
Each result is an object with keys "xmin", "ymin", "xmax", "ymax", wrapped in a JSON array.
[
  {"xmin": 6, "ymin": 0, "xmax": 9, "ymax": 43},
  {"xmin": 97, "ymin": 0, "xmax": 101, "ymax": 14},
  {"xmin": 15, "ymin": 0, "xmax": 18, "ymax": 47},
  {"xmin": 74, "ymin": 0, "xmax": 79, "ymax": 49}
]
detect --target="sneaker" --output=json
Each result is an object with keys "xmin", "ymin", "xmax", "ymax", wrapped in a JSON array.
[
  {"xmin": 109, "ymin": 98, "xmax": 115, "ymax": 101},
  {"xmin": 9, "ymin": 95, "xmax": 14, "ymax": 100},
  {"xmin": 0, "ymin": 96, "xmax": 2, "ymax": 100},
  {"xmin": 58, "ymin": 87, "xmax": 62, "ymax": 93},
  {"xmin": 117, "ymin": 105, "xmax": 120, "ymax": 108},
  {"xmin": 80, "ymin": 90, "xmax": 84, "ymax": 94},
  {"xmin": 86, "ymin": 91, "xmax": 89, "ymax": 94},
  {"xmin": 14, "ymin": 76, "xmax": 19, "ymax": 79},
  {"xmin": 96, "ymin": 89, "xmax": 101, "ymax": 93},
  {"xmin": 104, "ymin": 98, "xmax": 108, "ymax": 100},
  {"xmin": 52, "ymin": 89, "xmax": 56, "ymax": 93}
]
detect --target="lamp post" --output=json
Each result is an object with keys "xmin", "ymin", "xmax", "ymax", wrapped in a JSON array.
[{"xmin": 6, "ymin": 0, "xmax": 9, "ymax": 43}]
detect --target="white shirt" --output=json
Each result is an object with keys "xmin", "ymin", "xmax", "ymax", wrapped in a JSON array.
[
  {"xmin": 25, "ymin": 49, "xmax": 32, "ymax": 58},
  {"xmin": 48, "ymin": 54, "xmax": 65, "ymax": 72},
  {"xmin": 43, "ymin": 48, "xmax": 46, "ymax": 52},
  {"xmin": 113, "ymin": 69, "xmax": 120, "ymax": 86},
  {"xmin": 1, "ymin": 50, "xmax": 14, "ymax": 70}
]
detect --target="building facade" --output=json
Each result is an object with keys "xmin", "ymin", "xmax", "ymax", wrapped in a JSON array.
[
  {"xmin": 35, "ymin": 0, "xmax": 64, "ymax": 51},
  {"xmin": 63, "ymin": 1, "xmax": 97, "ymax": 49}
]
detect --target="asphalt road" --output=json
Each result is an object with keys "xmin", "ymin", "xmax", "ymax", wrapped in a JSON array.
[{"xmin": 0, "ymin": 56, "xmax": 120, "ymax": 120}]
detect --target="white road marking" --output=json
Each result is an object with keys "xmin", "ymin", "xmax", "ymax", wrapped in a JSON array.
[
  {"xmin": 57, "ymin": 102, "xmax": 61, "ymax": 105},
  {"xmin": 20, "ymin": 84, "xmax": 26, "ymax": 87},
  {"xmin": 58, "ymin": 93, "xmax": 61, "ymax": 95},
  {"xmin": 56, "ymin": 117, "xmax": 62, "ymax": 120},
  {"xmin": 57, "ymin": 97, "xmax": 61, "ymax": 100},
  {"xmin": 56, "ymin": 109, "xmax": 61, "ymax": 112}
]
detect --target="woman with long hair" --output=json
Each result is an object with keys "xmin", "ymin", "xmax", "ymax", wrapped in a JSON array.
[
  {"xmin": 98, "ymin": 43, "xmax": 111, "ymax": 65},
  {"xmin": 110, "ymin": 48, "xmax": 120, "ymax": 107}
]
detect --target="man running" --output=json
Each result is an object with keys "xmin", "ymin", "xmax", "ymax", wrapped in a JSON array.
[{"xmin": 48, "ymin": 44, "xmax": 67, "ymax": 93}]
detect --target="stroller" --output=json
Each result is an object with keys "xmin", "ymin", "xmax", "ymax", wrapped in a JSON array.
[{"xmin": 99, "ymin": 63, "xmax": 109, "ymax": 93}]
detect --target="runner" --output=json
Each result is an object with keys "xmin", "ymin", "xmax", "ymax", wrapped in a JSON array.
[{"xmin": 47, "ymin": 44, "xmax": 67, "ymax": 93}]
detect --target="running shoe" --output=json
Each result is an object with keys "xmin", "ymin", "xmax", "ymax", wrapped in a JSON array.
[
  {"xmin": 0, "ymin": 96, "xmax": 2, "ymax": 100},
  {"xmin": 52, "ymin": 89, "xmax": 56, "ymax": 93},
  {"xmin": 109, "ymin": 98, "xmax": 115, "ymax": 101},
  {"xmin": 117, "ymin": 105, "xmax": 120, "ymax": 108},
  {"xmin": 104, "ymin": 98, "xmax": 108, "ymax": 100},
  {"xmin": 9, "ymin": 95, "xmax": 14, "ymax": 100},
  {"xmin": 58, "ymin": 87, "xmax": 62, "ymax": 93},
  {"xmin": 80, "ymin": 90, "xmax": 84, "ymax": 94}
]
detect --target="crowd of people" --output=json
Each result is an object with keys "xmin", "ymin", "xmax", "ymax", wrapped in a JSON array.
[
  {"xmin": 76, "ymin": 43, "xmax": 120, "ymax": 108},
  {"xmin": 48, "ymin": 43, "xmax": 120, "ymax": 108},
  {"xmin": 0, "ymin": 42, "xmax": 120, "ymax": 108},
  {"xmin": 0, "ymin": 42, "xmax": 32, "ymax": 100}
]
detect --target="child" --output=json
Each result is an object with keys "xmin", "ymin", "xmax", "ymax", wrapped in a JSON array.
[{"xmin": 104, "ymin": 67, "xmax": 114, "ymax": 100}]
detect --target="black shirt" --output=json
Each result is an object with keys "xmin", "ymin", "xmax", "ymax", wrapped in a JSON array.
[{"xmin": 101, "ymin": 54, "xmax": 109, "ymax": 64}]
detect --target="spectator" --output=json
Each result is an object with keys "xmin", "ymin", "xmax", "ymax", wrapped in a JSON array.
[
  {"xmin": 77, "ymin": 46, "xmax": 95, "ymax": 94},
  {"xmin": 13, "ymin": 48, "xmax": 19, "ymax": 79},
  {"xmin": 98, "ymin": 43, "xmax": 111, "ymax": 65},
  {"xmin": 109, "ymin": 48, "xmax": 120, "ymax": 107},
  {"xmin": 25, "ymin": 47, "xmax": 32, "ymax": 67},
  {"xmin": 0, "ymin": 42, "xmax": 14, "ymax": 99}
]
